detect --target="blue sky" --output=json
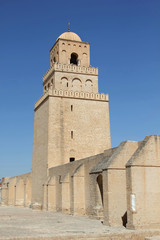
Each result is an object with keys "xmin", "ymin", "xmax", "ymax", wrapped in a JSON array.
[{"xmin": 0, "ymin": 0, "xmax": 160, "ymax": 179}]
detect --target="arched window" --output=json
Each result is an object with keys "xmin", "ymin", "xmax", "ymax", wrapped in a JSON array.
[
  {"xmin": 70, "ymin": 53, "xmax": 78, "ymax": 65},
  {"xmin": 61, "ymin": 77, "xmax": 68, "ymax": 89},
  {"xmin": 85, "ymin": 79, "xmax": 93, "ymax": 92},
  {"xmin": 72, "ymin": 78, "xmax": 81, "ymax": 91}
]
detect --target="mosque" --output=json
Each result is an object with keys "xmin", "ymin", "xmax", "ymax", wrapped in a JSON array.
[{"xmin": 1, "ymin": 29, "xmax": 160, "ymax": 230}]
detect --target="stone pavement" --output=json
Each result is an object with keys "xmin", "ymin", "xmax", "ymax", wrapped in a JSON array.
[
  {"xmin": 0, "ymin": 206, "xmax": 160, "ymax": 240},
  {"xmin": 146, "ymin": 237, "xmax": 160, "ymax": 240}
]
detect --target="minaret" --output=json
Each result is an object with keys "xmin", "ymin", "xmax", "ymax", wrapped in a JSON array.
[{"xmin": 32, "ymin": 30, "xmax": 111, "ymax": 209}]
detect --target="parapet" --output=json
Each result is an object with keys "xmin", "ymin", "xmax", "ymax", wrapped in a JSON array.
[
  {"xmin": 43, "ymin": 63, "xmax": 98, "ymax": 83},
  {"xmin": 35, "ymin": 89, "xmax": 109, "ymax": 110}
]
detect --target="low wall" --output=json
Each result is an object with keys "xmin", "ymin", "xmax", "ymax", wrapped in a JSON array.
[
  {"xmin": 1, "ymin": 172, "xmax": 32, "ymax": 207},
  {"xmin": 45, "ymin": 149, "xmax": 115, "ymax": 217}
]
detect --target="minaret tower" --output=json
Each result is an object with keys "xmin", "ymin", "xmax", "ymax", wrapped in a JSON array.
[{"xmin": 32, "ymin": 30, "xmax": 111, "ymax": 208}]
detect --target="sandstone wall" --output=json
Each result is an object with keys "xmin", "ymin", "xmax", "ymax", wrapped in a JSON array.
[
  {"xmin": 1, "ymin": 173, "xmax": 32, "ymax": 207},
  {"xmin": 32, "ymin": 90, "xmax": 111, "ymax": 208},
  {"xmin": 47, "ymin": 94, "xmax": 111, "ymax": 168},
  {"xmin": 126, "ymin": 135, "xmax": 160, "ymax": 229},
  {"xmin": 44, "ymin": 148, "xmax": 115, "ymax": 217},
  {"xmin": 102, "ymin": 141, "xmax": 139, "ymax": 227},
  {"xmin": 32, "ymin": 98, "xmax": 49, "ymax": 209}
]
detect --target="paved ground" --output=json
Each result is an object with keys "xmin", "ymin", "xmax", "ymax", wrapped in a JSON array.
[
  {"xmin": 0, "ymin": 206, "xmax": 128, "ymax": 239},
  {"xmin": 0, "ymin": 206, "xmax": 160, "ymax": 240}
]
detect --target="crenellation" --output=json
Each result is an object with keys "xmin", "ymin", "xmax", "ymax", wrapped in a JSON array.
[
  {"xmin": 43, "ymin": 63, "xmax": 98, "ymax": 83},
  {"xmin": 34, "ymin": 89, "xmax": 109, "ymax": 110}
]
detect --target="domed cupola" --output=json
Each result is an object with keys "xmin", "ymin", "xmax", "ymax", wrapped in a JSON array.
[{"xmin": 57, "ymin": 32, "xmax": 82, "ymax": 42}]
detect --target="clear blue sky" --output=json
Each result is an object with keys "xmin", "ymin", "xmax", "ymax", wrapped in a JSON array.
[{"xmin": 0, "ymin": 0, "xmax": 160, "ymax": 179}]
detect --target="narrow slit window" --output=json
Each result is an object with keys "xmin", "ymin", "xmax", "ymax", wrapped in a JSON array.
[
  {"xmin": 71, "ymin": 105, "xmax": 73, "ymax": 111},
  {"xmin": 71, "ymin": 131, "xmax": 73, "ymax": 139}
]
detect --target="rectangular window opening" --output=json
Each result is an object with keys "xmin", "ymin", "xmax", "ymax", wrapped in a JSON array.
[
  {"xmin": 71, "ymin": 105, "xmax": 73, "ymax": 111},
  {"xmin": 71, "ymin": 131, "xmax": 73, "ymax": 139},
  {"xmin": 70, "ymin": 157, "xmax": 75, "ymax": 162}
]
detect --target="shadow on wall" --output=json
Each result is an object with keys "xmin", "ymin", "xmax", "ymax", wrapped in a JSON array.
[
  {"xmin": 97, "ymin": 174, "xmax": 103, "ymax": 205},
  {"xmin": 122, "ymin": 211, "xmax": 127, "ymax": 227}
]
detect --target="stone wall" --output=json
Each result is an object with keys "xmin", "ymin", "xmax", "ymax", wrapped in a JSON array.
[
  {"xmin": 49, "ymin": 38, "xmax": 90, "ymax": 68},
  {"xmin": 43, "ymin": 148, "xmax": 117, "ymax": 218},
  {"xmin": 41, "ymin": 135, "xmax": 160, "ymax": 230},
  {"xmin": 2, "ymin": 135, "xmax": 160, "ymax": 231},
  {"xmin": 1, "ymin": 173, "xmax": 32, "ymax": 207},
  {"xmin": 32, "ymin": 90, "xmax": 111, "ymax": 208},
  {"xmin": 43, "ymin": 149, "xmax": 114, "ymax": 217},
  {"xmin": 32, "ymin": 98, "xmax": 49, "ymax": 209},
  {"xmin": 126, "ymin": 135, "xmax": 160, "ymax": 229},
  {"xmin": 43, "ymin": 63, "xmax": 98, "ymax": 94}
]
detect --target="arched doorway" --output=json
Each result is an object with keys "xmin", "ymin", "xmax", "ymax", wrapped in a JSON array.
[
  {"xmin": 92, "ymin": 174, "xmax": 104, "ymax": 219},
  {"xmin": 97, "ymin": 174, "xmax": 103, "ymax": 205}
]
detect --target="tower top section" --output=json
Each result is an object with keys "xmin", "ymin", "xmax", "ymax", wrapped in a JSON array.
[
  {"xmin": 57, "ymin": 32, "xmax": 82, "ymax": 42},
  {"xmin": 42, "ymin": 30, "xmax": 101, "ymax": 95},
  {"xmin": 50, "ymin": 31, "xmax": 90, "ymax": 68}
]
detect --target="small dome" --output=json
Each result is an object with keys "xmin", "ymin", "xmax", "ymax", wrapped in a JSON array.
[{"xmin": 58, "ymin": 32, "xmax": 82, "ymax": 42}]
